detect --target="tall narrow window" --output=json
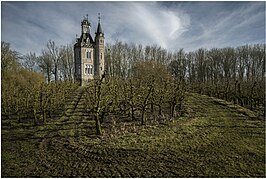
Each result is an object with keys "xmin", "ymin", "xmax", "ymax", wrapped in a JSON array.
[
  {"xmin": 89, "ymin": 65, "xmax": 93, "ymax": 75},
  {"xmin": 85, "ymin": 64, "xmax": 93, "ymax": 75},
  {"xmin": 85, "ymin": 64, "xmax": 89, "ymax": 74},
  {"xmin": 86, "ymin": 51, "xmax": 91, "ymax": 59},
  {"xmin": 100, "ymin": 53, "xmax": 102, "ymax": 60}
]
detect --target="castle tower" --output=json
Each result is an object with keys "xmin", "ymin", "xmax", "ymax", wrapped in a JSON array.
[
  {"xmin": 74, "ymin": 14, "xmax": 105, "ymax": 86},
  {"xmin": 94, "ymin": 13, "xmax": 105, "ymax": 77}
]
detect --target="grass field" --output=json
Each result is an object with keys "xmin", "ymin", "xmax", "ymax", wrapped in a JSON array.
[{"xmin": 1, "ymin": 93, "xmax": 265, "ymax": 177}]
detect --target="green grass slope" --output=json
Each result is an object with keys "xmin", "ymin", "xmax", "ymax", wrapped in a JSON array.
[{"xmin": 1, "ymin": 93, "xmax": 265, "ymax": 177}]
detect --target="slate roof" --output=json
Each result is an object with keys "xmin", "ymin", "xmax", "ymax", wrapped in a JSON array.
[{"xmin": 96, "ymin": 22, "xmax": 103, "ymax": 34}]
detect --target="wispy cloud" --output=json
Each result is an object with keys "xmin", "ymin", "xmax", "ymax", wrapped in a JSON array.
[
  {"xmin": 175, "ymin": 2, "xmax": 265, "ymax": 51},
  {"xmin": 1, "ymin": 2, "xmax": 265, "ymax": 55},
  {"xmin": 103, "ymin": 2, "xmax": 190, "ymax": 49}
]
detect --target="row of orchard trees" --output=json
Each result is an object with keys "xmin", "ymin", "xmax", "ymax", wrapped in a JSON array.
[
  {"xmin": 178, "ymin": 45, "xmax": 265, "ymax": 112},
  {"xmin": 83, "ymin": 60, "xmax": 186, "ymax": 135},
  {"xmin": 105, "ymin": 42, "xmax": 265, "ymax": 113},
  {"xmin": 1, "ymin": 41, "xmax": 78, "ymax": 125}
]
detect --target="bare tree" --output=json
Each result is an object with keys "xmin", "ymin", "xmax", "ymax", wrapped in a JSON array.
[
  {"xmin": 1, "ymin": 41, "xmax": 20, "ymax": 74},
  {"xmin": 47, "ymin": 40, "xmax": 60, "ymax": 81},
  {"xmin": 38, "ymin": 50, "xmax": 53, "ymax": 82},
  {"xmin": 59, "ymin": 44, "xmax": 74, "ymax": 81},
  {"xmin": 23, "ymin": 52, "xmax": 38, "ymax": 71}
]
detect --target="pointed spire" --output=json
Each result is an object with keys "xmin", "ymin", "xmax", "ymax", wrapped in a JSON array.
[
  {"xmin": 96, "ymin": 13, "xmax": 103, "ymax": 34},
  {"xmin": 98, "ymin": 13, "xmax": 101, "ymax": 23}
]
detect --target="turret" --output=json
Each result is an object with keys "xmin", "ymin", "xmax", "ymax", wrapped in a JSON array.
[
  {"xmin": 96, "ymin": 15, "xmax": 103, "ymax": 35},
  {"xmin": 95, "ymin": 13, "xmax": 105, "ymax": 77},
  {"xmin": 81, "ymin": 14, "xmax": 90, "ymax": 34}
]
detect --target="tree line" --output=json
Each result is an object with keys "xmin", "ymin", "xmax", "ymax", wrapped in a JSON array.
[
  {"xmin": 1, "ymin": 40, "xmax": 264, "ymax": 134},
  {"xmin": 105, "ymin": 42, "xmax": 265, "ymax": 114}
]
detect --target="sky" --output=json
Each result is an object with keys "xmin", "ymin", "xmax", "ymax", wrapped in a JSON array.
[{"xmin": 1, "ymin": 1, "xmax": 265, "ymax": 55}]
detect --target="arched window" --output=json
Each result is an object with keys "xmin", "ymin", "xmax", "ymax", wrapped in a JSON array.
[
  {"xmin": 85, "ymin": 64, "xmax": 93, "ymax": 75},
  {"xmin": 85, "ymin": 64, "xmax": 88, "ymax": 74},
  {"xmin": 89, "ymin": 65, "xmax": 93, "ymax": 75}
]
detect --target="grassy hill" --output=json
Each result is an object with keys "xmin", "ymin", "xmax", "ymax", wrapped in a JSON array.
[{"xmin": 1, "ymin": 92, "xmax": 265, "ymax": 177}]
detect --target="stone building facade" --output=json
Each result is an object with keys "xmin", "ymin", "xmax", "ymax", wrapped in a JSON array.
[{"xmin": 74, "ymin": 14, "xmax": 104, "ymax": 86}]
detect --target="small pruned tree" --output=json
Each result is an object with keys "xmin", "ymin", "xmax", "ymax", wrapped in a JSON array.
[
  {"xmin": 167, "ymin": 78, "xmax": 186, "ymax": 119},
  {"xmin": 131, "ymin": 60, "xmax": 172, "ymax": 124},
  {"xmin": 84, "ymin": 74, "xmax": 113, "ymax": 135},
  {"xmin": 136, "ymin": 78, "xmax": 155, "ymax": 125}
]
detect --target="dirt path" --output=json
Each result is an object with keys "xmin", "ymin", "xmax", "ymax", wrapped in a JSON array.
[{"xmin": 2, "ymin": 93, "xmax": 265, "ymax": 177}]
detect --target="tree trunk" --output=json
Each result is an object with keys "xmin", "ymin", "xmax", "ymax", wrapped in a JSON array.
[
  {"xmin": 131, "ymin": 106, "xmax": 135, "ymax": 121},
  {"xmin": 239, "ymin": 98, "xmax": 243, "ymax": 107},
  {"xmin": 225, "ymin": 81, "xmax": 229, "ymax": 101},
  {"xmin": 17, "ymin": 110, "xmax": 21, "ymax": 123},
  {"xmin": 47, "ymin": 68, "xmax": 51, "ymax": 82},
  {"xmin": 55, "ymin": 65, "xmax": 58, "ymax": 81},
  {"xmin": 100, "ymin": 111, "xmax": 105, "ymax": 124},
  {"xmin": 33, "ymin": 108, "xmax": 37, "ymax": 125},
  {"xmin": 150, "ymin": 102, "xmax": 154, "ymax": 114},
  {"xmin": 141, "ymin": 108, "xmax": 146, "ymax": 125},
  {"xmin": 95, "ymin": 114, "xmax": 102, "ymax": 135},
  {"xmin": 158, "ymin": 104, "xmax": 162, "ymax": 115},
  {"xmin": 178, "ymin": 102, "xmax": 182, "ymax": 111},
  {"xmin": 42, "ymin": 110, "xmax": 46, "ymax": 123},
  {"xmin": 250, "ymin": 98, "xmax": 253, "ymax": 111},
  {"xmin": 171, "ymin": 104, "xmax": 176, "ymax": 118}
]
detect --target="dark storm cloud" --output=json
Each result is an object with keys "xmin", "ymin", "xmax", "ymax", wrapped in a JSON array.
[{"xmin": 1, "ymin": 1, "xmax": 265, "ymax": 55}]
